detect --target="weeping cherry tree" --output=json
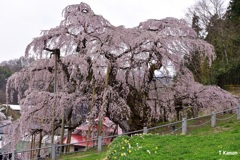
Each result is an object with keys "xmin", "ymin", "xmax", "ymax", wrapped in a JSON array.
[{"xmin": 4, "ymin": 2, "xmax": 239, "ymax": 150}]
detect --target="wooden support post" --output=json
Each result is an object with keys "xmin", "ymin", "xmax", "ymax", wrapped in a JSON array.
[
  {"xmin": 60, "ymin": 112, "xmax": 65, "ymax": 154},
  {"xmin": 37, "ymin": 131, "xmax": 43, "ymax": 156}
]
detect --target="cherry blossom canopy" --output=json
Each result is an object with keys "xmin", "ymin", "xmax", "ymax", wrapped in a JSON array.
[{"xmin": 5, "ymin": 3, "xmax": 239, "ymax": 149}]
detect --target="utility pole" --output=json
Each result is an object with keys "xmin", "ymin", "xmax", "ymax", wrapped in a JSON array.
[
  {"xmin": 45, "ymin": 48, "xmax": 65, "ymax": 154},
  {"xmin": 51, "ymin": 49, "xmax": 60, "ymax": 145}
]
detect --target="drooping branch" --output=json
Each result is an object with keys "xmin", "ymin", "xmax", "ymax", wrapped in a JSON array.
[{"xmin": 4, "ymin": 2, "xmax": 240, "ymax": 151}]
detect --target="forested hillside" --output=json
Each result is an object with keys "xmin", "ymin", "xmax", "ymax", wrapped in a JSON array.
[
  {"xmin": 186, "ymin": 0, "xmax": 240, "ymax": 91},
  {"xmin": 0, "ymin": 57, "xmax": 34, "ymax": 104},
  {"xmin": 0, "ymin": 66, "xmax": 12, "ymax": 104}
]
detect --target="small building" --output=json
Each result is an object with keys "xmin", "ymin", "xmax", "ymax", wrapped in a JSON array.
[
  {"xmin": 2, "ymin": 104, "xmax": 21, "ymax": 114},
  {"xmin": 0, "ymin": 124, "xmax": 10, "ymax": 148},
  {"xmin": 62, "ymin": 134, "xmax": 93, "ymax": 152},
  {"xmin": 0, "ymin": 124, "xmax": 9, "ymax": 138},
  {"xmin": 62, "ymin": 117, "xmax": 122, "ymax": 152}
]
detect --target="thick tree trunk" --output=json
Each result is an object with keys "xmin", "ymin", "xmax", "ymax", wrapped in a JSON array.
[
  {"xmin": 126, "ymin": 86, "xmax": 150, "ymax": 131},
  {"xmin": 98, "ymin": 63, "xmax": 110, "ymax": 136},
  {"xmin": 30, "ymin": 135, "xmax": 34, "ymax": 159}
]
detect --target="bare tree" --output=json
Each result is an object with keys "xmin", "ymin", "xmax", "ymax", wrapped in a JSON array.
[{"xmin": 185, "ymin": 0, "xmax": 227, "ymax": 37}]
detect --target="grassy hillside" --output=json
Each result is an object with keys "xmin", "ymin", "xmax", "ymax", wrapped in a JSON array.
[{"xmin": 60, "ymin": 117, "xmax": 240, "ymax": 160}]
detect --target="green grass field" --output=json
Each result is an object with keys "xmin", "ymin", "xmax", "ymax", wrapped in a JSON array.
[{"xmin": 60, "ymin": 116, "xmax": 240, "ymax": 160}]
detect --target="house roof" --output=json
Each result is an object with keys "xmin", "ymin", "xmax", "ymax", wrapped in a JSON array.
[
  {"xmin": 2, "ymin": 104, "xmax": 20, "ymax": 111},
  {"xmin": 62, "ymin": 134, "xmax": 112, "ymax": 147},
  {"xmin": 75, "ymin": 117, "xmax": 115, "ymax": 131},
  {"xmin": 75, "ymin": 123, "xmax": 112, "ymax": 132},
  {"xmin": 74, "ymin": 117, "xmax": 122, "ymax": 135}
]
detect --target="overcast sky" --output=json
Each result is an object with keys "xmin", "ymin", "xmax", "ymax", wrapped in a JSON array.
[{"xmin": 0, "ymin": 0, "xmax": 230, "ymax": 62}]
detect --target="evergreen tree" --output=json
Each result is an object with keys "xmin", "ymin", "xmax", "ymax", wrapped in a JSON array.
[
  {"xmin": 191, "ymin": 12, "xmax": 202, "ymax": 38},
  {"xmin": 226, "ymin": 0, "xmax": 240, "ymax": 22},
  {"xmin": 0, "ymin": 66, "xmax": 13, "ymax": 104},
  {"xmin": 214, "ymin": 0, "xmax": 240, "ymax": 87}
]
